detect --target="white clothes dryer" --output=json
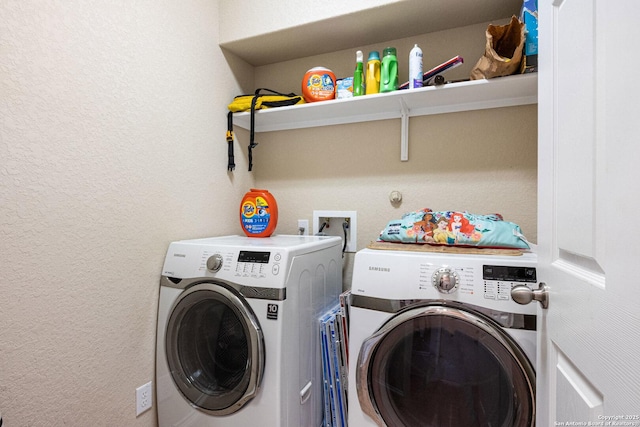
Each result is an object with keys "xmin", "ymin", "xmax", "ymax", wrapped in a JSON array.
[
  {"xmin": 348, "ymin": 248, "xmax": 537, "ymax": 427},
  {"xmin": 156, "ymin": 235, "xmax": 342, "ymax": 427}
]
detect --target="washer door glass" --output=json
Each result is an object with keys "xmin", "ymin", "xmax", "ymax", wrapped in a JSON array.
[
  {"xmin": 165, "ymin": 282, "xmax": 264, "ymax": 415},
  {"xmin": 357, "ymin": 305, "xmax": 535, "ymax": 427}
]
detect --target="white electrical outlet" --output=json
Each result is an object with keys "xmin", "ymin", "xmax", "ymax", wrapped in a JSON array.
[
  {"xmin": 298, "ymin": 219, "xmax": 309, "ymax": 235},
  {"xmin": 136, "ymin": 381, "xmax": 153, "ymax": 416},
  {"xmin": 313, "ymin": 210, "xmax": 357, "ymax": 252}
]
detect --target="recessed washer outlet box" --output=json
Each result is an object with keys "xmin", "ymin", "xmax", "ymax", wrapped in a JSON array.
[{"xmin": 313, "ymin": 210, "xmax": 357, "ymax": 252}]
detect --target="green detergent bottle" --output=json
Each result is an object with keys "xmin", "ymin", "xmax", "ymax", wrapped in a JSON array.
[{"xmin": 380, "ymin": 47, "xmax": 398, "ymax": 93}]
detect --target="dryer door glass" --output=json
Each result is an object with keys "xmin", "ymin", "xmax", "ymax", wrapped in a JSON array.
[
  {"xmin": 165, "ymin": 282, "xmax": 264, "ymax": 415},
  {"xmin": 358, "ymin": 305, "xmax": 534, "ymax": 427}
]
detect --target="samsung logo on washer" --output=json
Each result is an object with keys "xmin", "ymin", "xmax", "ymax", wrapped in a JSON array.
[
  {"xmin": 369, "ymin": 266, "xmax": 391, "ymax": 272},
  {"xmin": 173, "ymin": 253, "xmax": 186, "ymax": 257}
]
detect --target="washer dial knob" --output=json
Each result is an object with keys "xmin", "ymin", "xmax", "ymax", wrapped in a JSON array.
[
  {"xmin": 206, "ymin": 254, "xmax": 224, "ymax": 272},
  {"xmin": 432, "ymin": 267, "xmax": 459, "ymax": 294}
]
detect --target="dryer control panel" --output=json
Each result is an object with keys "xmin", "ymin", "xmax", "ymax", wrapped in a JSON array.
[
  {"xmin": 162, "ymin": 235, "xmax": 342, "ymax": 290},
  {"xmin": 202, "ymin": 249, "xmax": 284, "ymax": 281},
  {"xmin": 234, "ymin": 250, "xmax": 272, "ymax": 278},
  {"xmin": 482, "ymin": 265, "xmax": 537, "ymax": 301}
]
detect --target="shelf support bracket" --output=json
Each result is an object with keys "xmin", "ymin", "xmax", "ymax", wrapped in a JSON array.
[{"xmin": 399, "ymin": 98, "xmax": 409, "ymax": 161}]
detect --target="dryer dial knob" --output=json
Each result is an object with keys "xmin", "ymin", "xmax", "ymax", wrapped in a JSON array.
[
  {"xmin": 206, "ymin": 254, "xmax": 223, "ymax": 272},
  {"xmin": 432, "ymin": 267, "xmax": 459, "ymax": 294}
]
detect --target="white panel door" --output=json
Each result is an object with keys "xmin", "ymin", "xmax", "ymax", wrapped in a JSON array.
[{"xmin": 537, "ymin": 0, "xmax": 640, "ymax": 425}]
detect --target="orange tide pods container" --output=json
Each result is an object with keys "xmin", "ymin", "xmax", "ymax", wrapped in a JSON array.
[
  {"xmin": 240, "ymin": 189, "xmax": 278, "ymax": 237},
  {"xmin": 302, "ymin": 67, "xmax": 336, "ymax": 102}
]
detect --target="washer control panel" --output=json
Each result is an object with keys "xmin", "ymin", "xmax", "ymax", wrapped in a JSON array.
[
  {"xmin": 353, "ymin": 249, "xmax": 538, "ymax": 310},
  {"xmin": 418, "ymin": 262, "xmax": 537, "ymax": 301}
]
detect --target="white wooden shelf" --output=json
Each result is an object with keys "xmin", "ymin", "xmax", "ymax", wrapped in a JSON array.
[
  {"xmin": 233, "ymin": 73, "xmax": 537, "ymax": 132},
  {"xmin": 232, "ymin": 73, "xmax": 537, "ymax": 160}
]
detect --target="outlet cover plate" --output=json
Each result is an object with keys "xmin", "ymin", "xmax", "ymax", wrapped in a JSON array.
[{"xmin": 136, "ymin": 381, "xmax": 153, "ymax": 416}]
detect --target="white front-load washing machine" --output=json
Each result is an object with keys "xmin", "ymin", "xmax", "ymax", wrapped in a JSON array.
[
  {"xmin": 348, "ymin": 248, "xmax": 537, "ymax": 427},
  {"xmin": 156, "ymin": 235, "xmax": 342, "ymax": 427}
]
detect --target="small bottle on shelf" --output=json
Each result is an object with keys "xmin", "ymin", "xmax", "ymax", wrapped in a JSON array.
[
  {"xmin": 409, "ymin": 44, "xmax": 423, "ymax": 89},
  {"xmin": 353, "ymin": 50, "xmax": 365, "ymax": 97}
]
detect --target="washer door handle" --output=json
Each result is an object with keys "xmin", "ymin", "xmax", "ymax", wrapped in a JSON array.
[{"xmin": 511, "ymin": 282, "xmax": 550, "ymax": 309}]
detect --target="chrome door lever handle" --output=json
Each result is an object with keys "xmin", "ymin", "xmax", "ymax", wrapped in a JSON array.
[{"xmin": 511, "ymin": 282, "xmax": 549, "ymax": 309}]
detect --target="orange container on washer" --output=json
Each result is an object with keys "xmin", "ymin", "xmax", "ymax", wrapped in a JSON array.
[{"xmin": 240, "ymin": 189, "xmax": 278, "ymax": 237}]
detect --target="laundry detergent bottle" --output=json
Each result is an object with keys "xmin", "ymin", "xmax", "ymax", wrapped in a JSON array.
[
  {"xmin": 365, "ymin": 51, "xmax": 381, "ymax": 95},
  {"xmin": 240, "ymin": 189, "xmax": 278, "ymax": 237},
  {"xmin": 380, "ymin": 47, "xmax": 398, "ymax": 93}
]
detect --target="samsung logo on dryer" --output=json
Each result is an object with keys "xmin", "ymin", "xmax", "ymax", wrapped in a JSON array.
[
  {"xmin": 173, "ymin": 253, "xmax": 186, "ymax": 257},
  {"xmin": 369, "ymin": 266, "xmax": 391, "ymax": 273}
]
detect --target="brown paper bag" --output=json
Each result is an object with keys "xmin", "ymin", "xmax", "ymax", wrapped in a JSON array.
[{"xmin": 470, "ymin": 16, "xmax": 525, "ymax": 80}]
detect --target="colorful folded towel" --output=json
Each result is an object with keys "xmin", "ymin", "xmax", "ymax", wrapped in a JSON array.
[{"xmin": 378, "ymin": 208, "xmax": 530, "ymax": 249}]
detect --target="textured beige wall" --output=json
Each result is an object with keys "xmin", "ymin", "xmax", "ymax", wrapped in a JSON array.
[
  {"xmin": 252, "ymin": 107, "xmax": 537, "ymax": 238},
  {"xmin": 0, "ymin": 1, "xmax": 254, "ymax": 425},
  {"xmin": 251, "ymin": 106, "xmax": 538, "ymax": 287}
]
